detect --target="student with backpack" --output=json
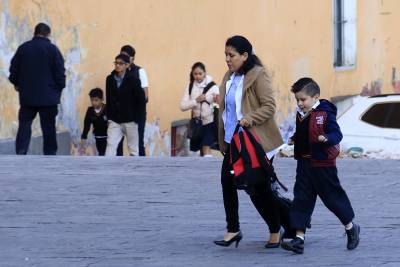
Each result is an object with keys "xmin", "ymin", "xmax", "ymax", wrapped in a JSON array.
[
  {"xmin": 180, "ymin": 62, "xmax": 219, "ymax": 157},
  {"xmin": 213, "ymin": 36, "xmax": 284, "ymax": 249}
]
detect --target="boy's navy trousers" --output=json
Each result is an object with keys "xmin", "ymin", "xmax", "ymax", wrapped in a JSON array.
[{"xmin": 290, "ymin": 158, "xmax": 355, "ymax": 231}]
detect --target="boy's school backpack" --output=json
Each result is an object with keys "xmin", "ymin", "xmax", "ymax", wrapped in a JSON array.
[
  {"xmin": 229, "ymin": 124, "xmax": 311, "ymax": 235},
  {"xmin": 229, "ymin": 124, "xmax": 288, "ymax": 195}
]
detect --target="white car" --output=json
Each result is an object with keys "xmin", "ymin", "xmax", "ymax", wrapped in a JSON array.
[{"xmin": 337, "ymin": 94, "xmax": 400, "ymax": 158}]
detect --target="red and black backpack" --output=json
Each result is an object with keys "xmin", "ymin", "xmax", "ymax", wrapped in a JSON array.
[{"xmin": 229, "ymin": 124, "xmax": 287, "ymax": 195}]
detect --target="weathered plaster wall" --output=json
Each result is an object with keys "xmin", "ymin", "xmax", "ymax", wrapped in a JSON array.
[
  {"xmin": 0, "ymin": 0, "xmax": 83, "ymax": 147},
  {"xmin": 1, "ymin": 0, "xmax": 400, "ymax": 154}
]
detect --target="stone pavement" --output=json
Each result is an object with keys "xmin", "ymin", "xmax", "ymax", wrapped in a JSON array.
[{"xmin": 0, "ymin": 156, "xmax": 399, "ymax": 267}]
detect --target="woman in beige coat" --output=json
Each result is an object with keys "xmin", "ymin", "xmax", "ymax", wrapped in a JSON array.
[
  {"xmin": 180, "ymin": 62, "xmax": 219, "ymax": 156},
  {"xmin": 213, "ymin": 36, "xmax": 284, "ymax": 249}
]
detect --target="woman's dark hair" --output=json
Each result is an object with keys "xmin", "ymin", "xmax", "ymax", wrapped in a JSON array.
[
  {"xmin": 34, "ymin": 23, "xmax": 51, "ymax": 36},
  {"xmin": 225, "ymin": 35, "xmax": 263, "ymax": 74},
  {"xmin": 89, "ymin": 88, "xmax": 103, "ymax": 99},
  {"xmin": 188, "ymin": 62, "xmax": 206, "ymax": 93}
]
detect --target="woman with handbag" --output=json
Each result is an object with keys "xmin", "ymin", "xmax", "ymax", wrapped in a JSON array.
[
  {"xmin": 213, "ymin": 36, "xmax": 285, "ymax": 248},
  {"xmin": 180, "ymin": 62, "xmax": 219, "ymax": 157}
]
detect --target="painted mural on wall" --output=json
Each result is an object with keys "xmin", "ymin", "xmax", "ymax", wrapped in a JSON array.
[
  {"xmin": 391, "ymin": 67, "xmax": 400, "ymax": 94},
  {"xmin": 359, "ymin": 68, "xmax": 400, "ymax": 97},
  {"xmin": 360, "ymin": 79, "xmax": 382, "ymax": 96}
]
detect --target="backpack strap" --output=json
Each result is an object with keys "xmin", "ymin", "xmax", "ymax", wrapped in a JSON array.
[
  {"xmin": 188, "ymin": 81, "xmax": 217, "ymax": 120},
  {"xmin": 202, "ymin": 81, "xmax": 216, "ymax": 94},
  {"xmin": 229, "ymin": 123, "xmax": 244, "ymax": 165},
  {"xmin": 200, "ymin": 82, "xmax": 216, "ymax": 105},
  {"xmin": 238, "ymin": 129, "xmax": 254, "ymax": 178},
  {"xmin": 189, "ymin": 81, "xmax": 216, "ymax": 96}
]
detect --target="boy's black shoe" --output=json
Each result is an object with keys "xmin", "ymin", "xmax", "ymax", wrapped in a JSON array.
[
  {"xmin": 346, "ymin": 223, "xmax": 360, "ymax": 250},
  {"xmin": 306, "ymin": 217, "xmax": 312, "ymax": 229},
  {"xmin": 281, "ymin": 237, "xmax": 304, "ymax": 254}
]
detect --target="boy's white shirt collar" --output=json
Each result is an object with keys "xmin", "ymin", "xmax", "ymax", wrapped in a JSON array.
[{"xmin": 297, "ymin": 100, "xmax": 320, "ymax": 118}]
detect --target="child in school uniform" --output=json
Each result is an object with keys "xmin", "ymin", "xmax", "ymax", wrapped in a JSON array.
[
  {"xmin": 281, "ymin": 77, "xmax": 360, "ymax": 254},
  {"xmin": 81, "ymin": 88, "xmax": 123, "ymax": 156}
]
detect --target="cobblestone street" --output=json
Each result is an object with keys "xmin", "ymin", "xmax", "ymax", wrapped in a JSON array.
[{"xmin": 0, "ymin": 156, "xmax": 399, "ymax": 267}]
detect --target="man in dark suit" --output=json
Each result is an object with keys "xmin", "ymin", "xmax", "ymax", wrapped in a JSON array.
[{"xmin": 9, "ymin": 23, "xmax": 66, "ymax": 155}]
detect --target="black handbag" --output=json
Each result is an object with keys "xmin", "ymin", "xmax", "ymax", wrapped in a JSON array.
[
  {"xmin": 187, "ymin": 116, "xmax": 204, "ymax": 141},
  {"xmin": 186, "ymin": 81, "xmax": 216, "ymax": 145}
]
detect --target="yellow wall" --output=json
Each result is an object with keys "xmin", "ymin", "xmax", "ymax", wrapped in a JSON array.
[{"xmin": 1, "ymin": 0, "xmax": 399, "ymax": 153}]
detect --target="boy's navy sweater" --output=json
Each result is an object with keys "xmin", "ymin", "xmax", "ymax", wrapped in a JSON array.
[
  {"xmin": 292, "ymin": 99, "xmax": 342, "ymax": 167},
  {"xmin": 81, "ymin": 105, "xmax": 108, "ymax": 139}
]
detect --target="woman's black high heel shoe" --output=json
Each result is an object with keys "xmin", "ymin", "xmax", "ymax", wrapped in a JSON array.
[
  {"xmin": 265, "ymin": 228, "xmax": 284, "ymax": 249},
  {"xmin": 214, "ymin": 231, "xmax": 243, "ymax": 248}
]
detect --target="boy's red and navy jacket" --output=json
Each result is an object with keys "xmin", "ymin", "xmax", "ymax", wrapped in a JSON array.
[{"xmin": 292, "ymin": 99, "xmax": 342, "ymax": 167}]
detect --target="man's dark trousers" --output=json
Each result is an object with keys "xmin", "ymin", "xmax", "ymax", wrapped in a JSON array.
[
  {"xmin": 138, "ymin": 110, "xmax": 146, "ymax": 156},
  {"xmin": 138, "ymin": 103, "xmax": 147, "ymax": 157},
  {"xmin": 290, "ymin": 158, "xmax": 355, "ymax": 231},
  {"xmin": 16, "ymin": 105, "xmax": 58, "ymax": 155}
]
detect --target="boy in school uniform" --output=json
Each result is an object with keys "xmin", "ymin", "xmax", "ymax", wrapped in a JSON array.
[
  {"xmin": 81, "ymin": 88, "xmax": 123, "ymax": 156},
  {"xmin": 105, "ymin": 53, "xmax": 145, "ymax": 156},
  {"xmin": 281, "ymin": 77, "xmax": 360, "ymax": 254}
]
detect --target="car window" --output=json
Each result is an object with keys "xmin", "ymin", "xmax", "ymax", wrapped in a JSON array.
[{"xmin": 361, "ymin": 102, "xmax": 400, "ymax": 129}]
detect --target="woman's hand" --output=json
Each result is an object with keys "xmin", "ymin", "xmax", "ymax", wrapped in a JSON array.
[
  {"xmin": 196, "ymin": 94, "xmax": 206, "ymax": 103},
  {"xmin": 239, "ymin": 119, "xmax": 250, "ymax": 128}
]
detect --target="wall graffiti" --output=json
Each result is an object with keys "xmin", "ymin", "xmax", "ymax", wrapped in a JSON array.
[
  {"xmin": 0, "ymin": 0, "xmax": 83, "ymax": 148},
  {"xmin": 392, "ymin": 67, "xmax": 400, "ymax": 94},
  {"xmin": 0, "ymin": 0, "xmax": 171, "ymax": 156},
  {"xmin": 360, "ymin": 79, "xmax": 382, "ymax": 96}
]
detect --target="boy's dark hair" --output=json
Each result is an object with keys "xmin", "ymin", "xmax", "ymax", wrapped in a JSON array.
[
  {"xmin": 115, "ymin": 53, "xmax": 130, "ymax": 64},
  {"xmin": 291, "ymin": 77, "xmax": 320, "ymax": 96},
  {"xmin": 34, "ymin": 23, "xmax": 51, "ymax": 36},
  {"xmin": 89, "ymin": 88, "xmax": 103, "ymax": 99},
  {"xmin": 120, "ymin": 45, "xmax": 135, "ymax": 57},
  {"xmin": 225, "ymin": 35, "xmax": 263, "ymax": 74}
]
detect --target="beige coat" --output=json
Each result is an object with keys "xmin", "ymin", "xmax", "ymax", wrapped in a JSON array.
[
  {"xmin": 180, "ymin": 75, "xmax": 219, "ymax": 125},
  {"xmin": 218, "ymin": 66, "xmax": 283, "ymax": 153}
]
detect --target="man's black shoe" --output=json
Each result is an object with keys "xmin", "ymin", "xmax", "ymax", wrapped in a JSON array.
[
  {"xmin": 346, "ymin": 223, "xmax": 360, "ymax": 250},
  {"xmin": 281, "ymin": 237, "xmax": 304, "ymax": 254}
]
